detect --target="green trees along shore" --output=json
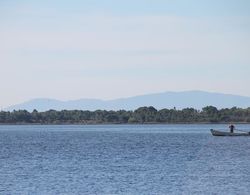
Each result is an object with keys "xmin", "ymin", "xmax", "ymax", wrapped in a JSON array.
[{"xmin": 0, "ymin": 106, "xmax": 250, "ymax": 124}]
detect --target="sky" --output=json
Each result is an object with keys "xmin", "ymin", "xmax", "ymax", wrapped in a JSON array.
[{"xmin": 0, "ymin": 0, "xmax": 250, "ymax": 108}]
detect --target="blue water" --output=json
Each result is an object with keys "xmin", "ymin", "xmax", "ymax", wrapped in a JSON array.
[{"xmin": 0, "ymin": 124, "xmax": 250, "ymax": 195}]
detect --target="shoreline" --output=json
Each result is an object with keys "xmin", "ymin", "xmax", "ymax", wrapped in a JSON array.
[{"xmin": 1, "ymin": 122, "xmax": 250, "ymax": 125}]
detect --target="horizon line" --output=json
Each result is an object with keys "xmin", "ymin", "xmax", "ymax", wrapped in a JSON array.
[{"xmin": 4, "ymin": 89, "xmax": 250, "ymax": 110}]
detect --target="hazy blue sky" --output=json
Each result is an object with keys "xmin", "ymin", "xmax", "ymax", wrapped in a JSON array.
[{"xmin": 1, "ymin": 0, "xmax": 250, "ymax": 107}]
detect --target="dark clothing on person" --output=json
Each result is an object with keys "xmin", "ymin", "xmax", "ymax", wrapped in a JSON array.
[{"xmin": 229, "ymin": 125, "xmax": 235, "ymax": 133}]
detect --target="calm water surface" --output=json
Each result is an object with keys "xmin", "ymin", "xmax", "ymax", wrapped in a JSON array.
[{"xmin": 0, "ymin": 124, "xmax": 250, "ymax": 195}]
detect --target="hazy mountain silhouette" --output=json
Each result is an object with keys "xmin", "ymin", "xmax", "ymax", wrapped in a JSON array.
[{"xmin": 5, "ymin": 91, "xmax": 250, "ymax": 111}]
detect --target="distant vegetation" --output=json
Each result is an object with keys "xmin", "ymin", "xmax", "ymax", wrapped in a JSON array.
[{"xmin": 0, "ymin": 106, "xmax": 250, "ymax": 124}]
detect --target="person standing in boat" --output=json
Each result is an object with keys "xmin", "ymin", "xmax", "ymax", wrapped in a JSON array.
[{"xmin": 229, "ymin": 124, "xmax": 235, "ymax": 133}]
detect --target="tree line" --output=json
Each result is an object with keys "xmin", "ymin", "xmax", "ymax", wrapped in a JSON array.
[{"xmin": 0, "ymin": 106, "xmax": 250, "ymax": 124}]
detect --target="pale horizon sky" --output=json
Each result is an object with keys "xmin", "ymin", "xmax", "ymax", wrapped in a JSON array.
[{"xmin": 1, "ymin": 0, "xmax": 250, "ymax": 108}]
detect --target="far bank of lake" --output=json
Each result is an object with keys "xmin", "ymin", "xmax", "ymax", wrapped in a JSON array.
[{"xmin": 1, "ymin": 106, "xmax": 250, "ymax": 124}]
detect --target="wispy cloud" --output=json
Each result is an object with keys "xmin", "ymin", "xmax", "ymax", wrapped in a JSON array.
[{"xmin": 0, "ymin": 1, "xmax": 250, "ymax": 107}]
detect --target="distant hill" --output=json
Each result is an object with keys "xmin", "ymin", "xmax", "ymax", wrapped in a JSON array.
[{"xmin": 5, "ymin": 91, "xmax": 250, "ymax": 112}]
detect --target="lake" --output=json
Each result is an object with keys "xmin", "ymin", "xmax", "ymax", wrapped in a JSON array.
[{"xmin": 0, "ymin": 124, "xmax": 250, "ymax": 195}]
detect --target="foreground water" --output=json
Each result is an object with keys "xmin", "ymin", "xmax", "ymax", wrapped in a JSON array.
[{"xmin": 0, "ymin": 124, "xmax": 250, "ymax": 195}]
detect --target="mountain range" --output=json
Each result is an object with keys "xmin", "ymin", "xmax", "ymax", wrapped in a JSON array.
[{"xmin": 5, "ymin": 91, "xmax": 250, "ymax": 112}]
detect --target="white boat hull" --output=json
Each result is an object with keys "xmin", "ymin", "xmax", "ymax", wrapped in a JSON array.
[{"xmin": 210, "ymin": 129, "xmax": 250, "ymax": 136}]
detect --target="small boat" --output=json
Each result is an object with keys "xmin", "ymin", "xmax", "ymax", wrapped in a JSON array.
[{"xmin": 210, "ymin": 129, "xmax": 250, "ymax": 136}]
